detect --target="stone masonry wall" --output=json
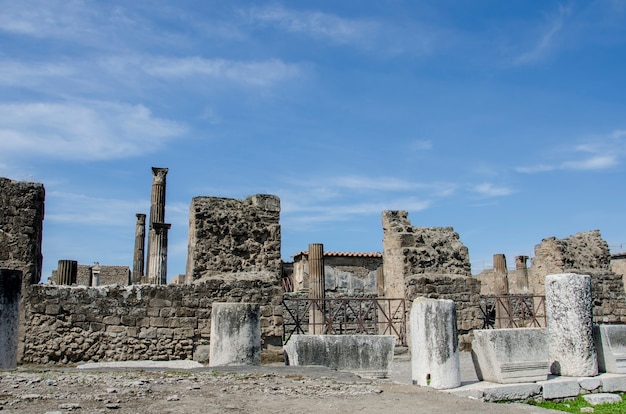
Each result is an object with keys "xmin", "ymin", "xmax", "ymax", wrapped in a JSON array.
[
  {"xmin": 0, "ymin": 177, "xmax": 45, "ymax": 290},
  {"xmin": 186, "ymin": 195, "xmax": 281, "ymax": 282},
  {"xmin": 529, "ymin": 230, "xmax": 626, "ymax": 323},
  {"xmin": 381, "ymin": 210, "xmax": 479, "ymax": 349},
  {"xmin": 21, "ymin": 272, "xmax": 283, "ymax": 365}
]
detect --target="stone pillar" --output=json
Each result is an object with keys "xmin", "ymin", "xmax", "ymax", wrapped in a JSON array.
[
  {"xmin": 514, "ymin": 255, "xmax": 530, "ymax": 292},
  {"xmin": 546, "ymin": 273, "xmax": 597, "ymax": 376},
  {"xmin": 147, "ymin": 223, "xmax": 171, "ymax": 285},
  {"xmin": 56, "ymin": 260, "xmax": 77, "ymax": 285},
  {"xmin": 132, "ymin": 213, "xmax": 146, "ymax": 284},
  {"xmin": 410, "ymin": 298, "xmax": 460, "ymax": 389},
  {"xmin": 91, "ymin": 262, "xmax": 101, "ymax": 287},
  {"xmin": 493, "ymin": 254, "xmax": 510, "ymax": 328},
  {"xmin": 308, "ymin": 243, "xmax": 325, "ymax": 334},
  {"xmin": 0, "ymin": 269, "xmax": 22, "ymax": 369},
  {"xmin": 149, "ymin": 167, "xmax": 168, "ymax": 225},
  {"xmin": 145, "ymin": 167, "xmax": 169, "ymax": 285},
  {"xmin": 209, "ymin": 303, "xmax": 261, "ymax": 366}
]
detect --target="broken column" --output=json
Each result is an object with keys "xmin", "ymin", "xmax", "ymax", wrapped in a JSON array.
[
  {"xmin": 546, "ymin": 273, "xmax": 597, "ymax": 376},
  {"xmin": 147, "ymin": 223, "xmax": 171, "ymax": 285},
  {"xmin": 493, "ymin": 254, "xmax": 511, "ymax": 328},
  {"xmin": 308, "ymin": 243, "xmax": 325, "ymax": 334},
  {"xmin": 209, "ymin": 303, "xmax": 261, "ymax": 366},
  {"xmin": 0, "ymin": 269, "xmax": 22, "ymax": 369},
  {"xmin": 146, "ymin": 167, "xmax": 170, "ymax": 285},
  {"xmin": 132, "ymin": 213, "xmax": 146, "ymax": 284},
  {"xmin": 56, "ymin": 260, "xmax": 77, "ymax": 285},
  {"xmin": 410, "ymin": 298, "xmax": 460, "ymax": 389}
]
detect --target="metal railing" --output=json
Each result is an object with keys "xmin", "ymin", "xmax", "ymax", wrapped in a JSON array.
[
  {"xmin": 281, "ymin": 297, "xmax": 407, "ymax": 346},
  {"xmin": 479, "ymin": 294, "xmax": 546, "ymax": 329}
]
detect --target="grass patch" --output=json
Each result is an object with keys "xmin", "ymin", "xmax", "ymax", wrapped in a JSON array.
[{"xmin": 529, "ymin": 394, "xmax": 626, "ymax": 413}]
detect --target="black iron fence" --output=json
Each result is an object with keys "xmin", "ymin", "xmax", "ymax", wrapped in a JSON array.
[
  {"xmin": 479, "ymin": 294, "xmax": 546, "ymax": 329},
  {"xmin": 281, "ymin": 297, "xmax": 407, "ymax": 346}
]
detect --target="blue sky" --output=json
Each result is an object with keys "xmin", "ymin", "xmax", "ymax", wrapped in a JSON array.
[{"xmin": 1, "ymin": 1, "xmax": 625, "ymax": 281}]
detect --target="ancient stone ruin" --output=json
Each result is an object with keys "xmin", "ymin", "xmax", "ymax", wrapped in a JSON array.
[
  {"xmin": 382, "ymin": 210, "xmax": 481, "ymax": 348},
  {"xmin": 185, "ymin": 194, "xmax": 281, "ymax": 282}
]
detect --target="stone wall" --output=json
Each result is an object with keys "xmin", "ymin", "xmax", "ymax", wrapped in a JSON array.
[
  {"xmin": 529, "ymin": 230, "xmax": 626, "ymax": 323},
  {"xmin": 381, "ymin": 210, "xmax": 480, "ymax": 349},
  {"xmin": 21, "ymin": 272, "xmax": 283, "ymax": 365},
  {"xmin": 52, "ymin": 265, "xmax": 131, "ymax": 286},
  {"xmin": 186, "ymin": 195, "xmax": 281, "ymax": 282},
  {"xmin": 0, "ymin": 177, "xmax": 45, "ymax": 290},
  {"xmin": 611, "ymin": 254, "xmax": 626, "ymax": 293}
]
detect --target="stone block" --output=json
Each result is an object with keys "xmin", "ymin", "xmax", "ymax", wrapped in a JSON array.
[
  {"xmin": 600, "ymin": 374, "xmax": 626, "ymax": 392},
  {"xmin": 579, "ymin": 377, "xmax": 602, "ymax": 391},
  {"xmin": 546, "ymin": 273, "xmax": 598, "ymax": 377},
  {"xmin": 149, "ymin": 317, "xmax": 167, "ymax": 327},
  {"xmin": 283, "ymin": 334, "xmax": 395, "ymax": 378},
  {"xmin": 482, "ymin": 383, "xmax": 542, "ymax": 402},
  {"xmin": 149, "ymin": 298, "xmax": 172, "ymax": 307},
  {"xmin": 45, "ymin": 304, "xmax": 61, "ymax": 315},
  {"xmin": 0, "ymin": 269, "xmax": 22, "ymax": 369},
  {"xmin": 583, "ymin": 393, "xmax": 622, "ymax": 405},
  {"xmin": 410, "ymin": 298, "xmax": 460, "ymax": 389},
  {"xmin": 540, "ymin": 378, "xmax": 580, "ymax": 399},
  {"xmin": 102, "ymin": 315, "xmax": 120, "ymax": 325},
  {"xmin": 594, "ymin": 324, "xmax": 626, "ymax": 373},
  {"xmin": 471, "ymin": 328, "xmax": 549, "ymax": 384},
  {"xmin": 209, "ymin": 303, "xmax": 261, "ymax": 367}
]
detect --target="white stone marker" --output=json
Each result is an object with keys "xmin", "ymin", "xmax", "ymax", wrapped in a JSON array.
[
  {"xmin": 209, "ymin": 302, "xmax": 261, "ymax": 367},
  {"xmin": 0, "ymin": 269, "xmax": 22, "ymax": 369},
  {"xmin": 545, "ymin": 273, "xmax": 597, "ymax": 376},
  {"xmin": 410, "ymin": 297, "xmax": 460, "ymax": 389}
]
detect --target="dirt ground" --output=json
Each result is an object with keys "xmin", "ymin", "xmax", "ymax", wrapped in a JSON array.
[{"xmin": 0, "ymin": 365, "xmax": 560, "ymax": 414}]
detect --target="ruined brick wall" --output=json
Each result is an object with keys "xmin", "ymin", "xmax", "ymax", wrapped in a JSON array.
[
  {"xmin": 529, "ymin": 230, "xmax": 626, "ymax": 323},
  {"xmin": 186, "ymin": 195, "xmax": 281, "ymax": 282},
  {"xmin": 0, "ymin": 177, "xmax": 45, "ymax": 290},
  {"xmin": 21, "ymin": 272, "xmax": 283, "ymax": 365},
  {"xmin": 381, "ymin": 210, "xmax": 479, "ymax": 349},
  {"xmin": 55, "ymin": 265, "xmax": 130, "ymax": 286},
  {"xmin": 610, "ymin": 254, "xmax": 626, "ymax": 293}
]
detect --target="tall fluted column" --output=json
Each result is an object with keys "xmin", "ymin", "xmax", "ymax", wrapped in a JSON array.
[
  {"xmin": 148, "ymin": 223, "xmax": 171, "ymax": 285},
  {"xmin": 308, "ymin": 243, "xmax": 325, "ymax": 334},
  {"xmin": 132, "ymin": 213, "xmax": 146, "ymax": 284},
  {"xmin": 514, "ymin": 255, "xmax": 529, "ymax": 292},
  {"xmin": 493, "ymin": 254, "xmax": 510, "ymax": 328},
  {"xmin": 56, "ymin": 260, "xmax": 77, "ymax": 285},
  {"xmin": 146, "ymin": 167, "xmax": 170, "ymax": 284}
]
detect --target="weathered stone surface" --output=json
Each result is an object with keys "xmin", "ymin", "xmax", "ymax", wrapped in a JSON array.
[
  {"xmin": 410, "ymin": 298, "xmax": 460, "ymax": 389},
  {"xmin": 21, "ymin": 274, "xmax": 283, "ymax": 365},
  {"xmin": 546, "ymin": 273, "xmax": 597, "ymax": 377},
  {"xmin": 0, "ymin": 177, "xmax": 45, "ymax": 290},
  {"xmin": 579, "ymin": 377, "xmax": 602, "ymax": 391},
  {"xmin": 594, "ymin": 324, "xmax": 626, "ymax": 373},
  {"xmin": 381, "ymin": 210, "xmax": 480, "ymax": 350},
  {"xmin": 583, "ymin": 393, "xmax": 622, "ymax": 405},
  {"xmin": 481, "ymin": 383, "xmax": 541, "ymax": 402},
  {"xmin": 472, "ymin": 328, "xmax": 549, "ymax": 384},
  {"xmin": 539, "ymin": 378, "xmax": 580, "ymax": 399},
  {"xmin": 209, "ymin": 302, "xmax": 261, "ymax": 367},
  {"xmin": 529, "ymin": 230, "xmax": 626, "ymax": 324},
  {"xmin": 600, "ymin": 373, "xmax": 626, "ymax": 392},
  {"xmin": 283, "ymin": 334, "xmax": 395, "ymax": 378},
  {"xmin": 0, "ymin": 269, "xmax": 22, "ymax": 369},
  {"xmin": 186, "ymin": 195, "xmax": 281, "ymax": 282}
]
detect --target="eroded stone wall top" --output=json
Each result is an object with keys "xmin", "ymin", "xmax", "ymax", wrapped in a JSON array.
[
  {"xmin": 0, "ymin": 177, "xmax": 45, "ymax": 289},
  {"xmin": 186, "ymin": 195, "xmax": 281, "ymax": 281}
]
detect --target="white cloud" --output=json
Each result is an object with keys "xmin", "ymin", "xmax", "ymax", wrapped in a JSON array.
[
  {"xmin": 471, "ymin": 183, "xmax": 513, "ymax": 197},
  {"xmin": 0, "ymin": 61, "xmax": 76, "ymax": 86},
  {"xmin": 244, "ymin": 5, "xmax": 377, "ymax": 45},
  {"xmin": 511, "ymin": 5, "xmax": 571, "ymax": 65},
  {"xmin": 141, "ymin": 56, "xmax": 301, "ymax": 87},
  {"xmin": 409, "ymin": 140, "xmax": 433, "ymax": 151},
  {"xmin": 46, "ymin": 191, "xmax": 147, "ymax": 227},
  {"xmin": 516, "ymin": 129, "xmax": 625, "ymax": 173},
  {"xmin": 0, "ymin": 101, "xmax": 186, "ymax": 161}
]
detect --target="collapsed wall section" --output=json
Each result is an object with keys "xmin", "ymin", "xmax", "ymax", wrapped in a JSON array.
[
  {"xmin": 186, "ymin": 195, "xmax": 281, "ymax": 282},
  {"xmin": 21, "ymin": 272, "xmax": 283, "ymax": 364},
  {"xmin": 382, "ymin": 210, "xmax": 480, "ymax": 349},
  {"xmin": 0, "ymin": 177, "xmax": 45, "ymax": 290},
  {"xmin": 530, "ymin": 230, "xmax": 626, "ymax": 323}
]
